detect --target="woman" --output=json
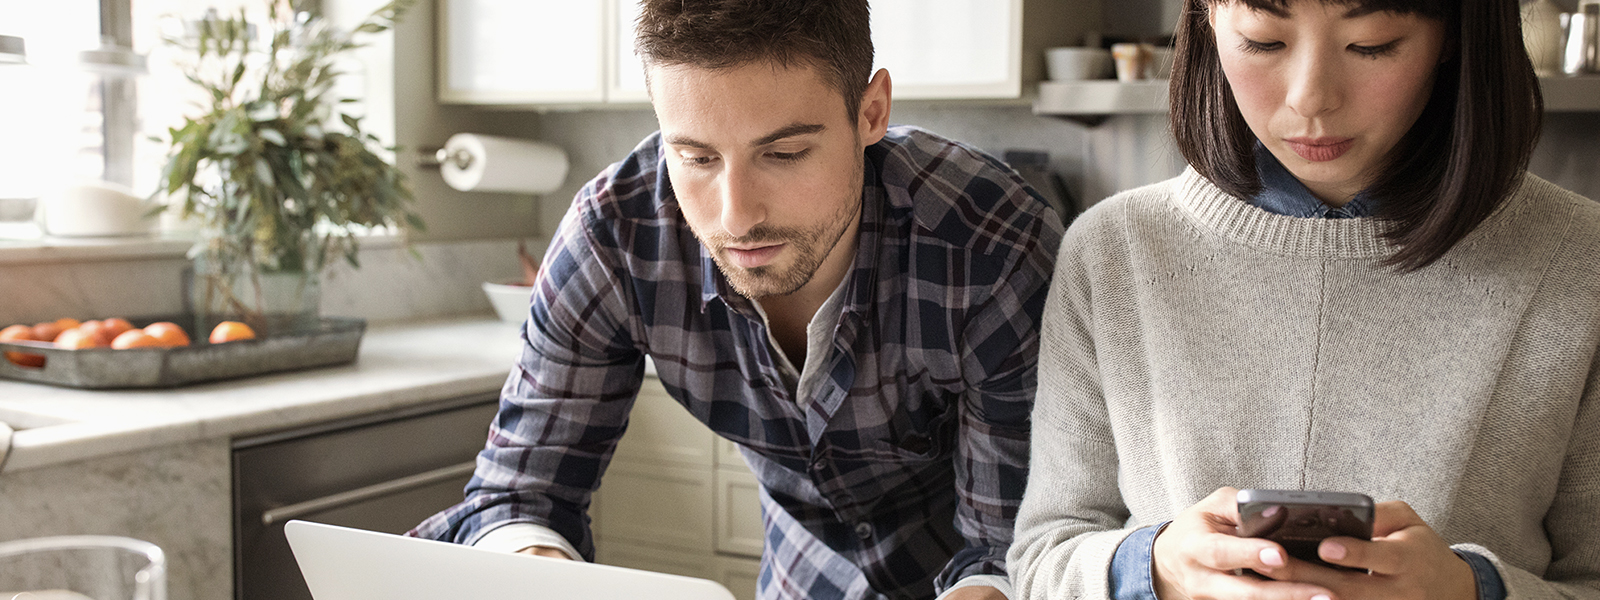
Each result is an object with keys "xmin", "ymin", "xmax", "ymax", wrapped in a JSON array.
[{"xmin": 1008, "ymin": 1, "xmax": 1599, "ymax": 599}]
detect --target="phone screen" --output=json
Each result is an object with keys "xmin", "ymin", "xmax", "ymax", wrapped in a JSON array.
[{"xmin": 1236, "ymin": 489, "xmax": 1374, "ymax": 570}]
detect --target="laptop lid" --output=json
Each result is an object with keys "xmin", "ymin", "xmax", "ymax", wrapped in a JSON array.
[{"xmin": 285, "ymin": 521, "xmax": 737, "ymax": 600}]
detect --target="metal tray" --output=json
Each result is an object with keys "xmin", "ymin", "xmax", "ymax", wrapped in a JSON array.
[{"xmin": 0, "ymin": 315, "xmax": 366, "ymax": 389}]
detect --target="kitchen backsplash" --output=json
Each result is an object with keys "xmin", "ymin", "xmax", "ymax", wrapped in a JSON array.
[{"xmin": 0, "ymin": 238, "xmax": 536, "ymax": 328}]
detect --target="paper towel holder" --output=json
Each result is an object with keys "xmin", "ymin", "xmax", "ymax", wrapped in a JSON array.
[{"xmin": 417, "ymin": 147, "xmax": 474, "ymax": 170}]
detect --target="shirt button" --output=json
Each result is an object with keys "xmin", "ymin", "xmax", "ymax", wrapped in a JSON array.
[{"xmin": 855, "ymin": 522, "xmax": 873, "ymax": 540}]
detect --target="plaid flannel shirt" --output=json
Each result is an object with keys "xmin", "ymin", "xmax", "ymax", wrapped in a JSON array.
[{"xmin": 411, "ymin": 126, "xmax": 1063, "ymax": 600}]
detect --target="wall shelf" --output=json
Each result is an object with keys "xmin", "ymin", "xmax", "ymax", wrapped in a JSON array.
[
  {"xmin": 1541, "ymin": 76, "xmax": 1600, "ymax": 111},
  {"xmin": 1033, "ymin": 80, "xmax": 1167, "ymax": 126},
  {"xmin": 1035, "ymin": 76, "xmax": 1600, "ymax": 126}
]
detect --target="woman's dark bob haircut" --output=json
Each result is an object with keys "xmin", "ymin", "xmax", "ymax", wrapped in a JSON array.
[{"xmin": 1169, "ymin": 0, "xmax": 1543, "ymax": 271}]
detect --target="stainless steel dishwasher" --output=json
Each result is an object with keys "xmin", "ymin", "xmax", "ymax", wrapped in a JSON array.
[{"xmin": 233, "ymin": 393, "xmax": 499, "ymax": 600}]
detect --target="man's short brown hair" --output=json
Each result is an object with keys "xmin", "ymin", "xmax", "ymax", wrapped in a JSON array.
[{"xmin": 635, "ymin": 0, "xmax": 875, "ymax": 121}]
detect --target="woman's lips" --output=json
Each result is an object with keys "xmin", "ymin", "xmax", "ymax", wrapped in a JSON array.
[
  {"xmin": 725, "ymin": 244, "xmax": 784, "ymax": 269},
  {"xmin": 1284, "ymin": 137, "xmax": 1354, "ymax": 162}
]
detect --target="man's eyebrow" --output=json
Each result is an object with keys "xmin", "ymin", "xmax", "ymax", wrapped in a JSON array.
[
  {"xmin": 663, "ymin": 123, "xmax": 825, "ymax": 150},
  {"xmin": 751, "ymin": 123, "xmax": 825, "ymax": 147},
  {"xmin": 663, "ymin": 134, "xmax": 710, "ymax": 149}
]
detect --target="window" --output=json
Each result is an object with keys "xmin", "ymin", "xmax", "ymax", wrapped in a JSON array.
[
  {"xmin": 0, "ymin": 0, "xmax": 377, "ymax": 243},
  {"xmin": 0, "ymin": 2, "xmax": 106, "ymax": 228}
]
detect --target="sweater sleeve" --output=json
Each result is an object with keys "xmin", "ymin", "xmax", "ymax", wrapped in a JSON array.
[
  {"xmin": 1473, "ymin": 348, "xmax": 1600, "ymax": 600},
  {"xmin": 1007, "ymin": 219, "xmax": 1139, "ymax": 600}
]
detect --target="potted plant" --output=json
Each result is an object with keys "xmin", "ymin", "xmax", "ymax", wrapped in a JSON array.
[{"xmin": 158, "ymin": 0, "xmax": 422, "ymax": 334}]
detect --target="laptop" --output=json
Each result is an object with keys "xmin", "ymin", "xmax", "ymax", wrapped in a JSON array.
[{"xmin": 286, "ymin": 521, "xmax": 737, "ymax": 600}]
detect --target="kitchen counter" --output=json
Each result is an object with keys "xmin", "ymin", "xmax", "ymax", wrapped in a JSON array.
[{"xmin": 0, "ymin": 317, "xmax": 525, "ymax": 473}]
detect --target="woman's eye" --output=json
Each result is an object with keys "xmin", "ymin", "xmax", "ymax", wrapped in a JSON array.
[
  {"xmin": 683, "ymin": 155, "xmax": 718, "ymax": 167},
  {"xmin": 1350, "ymin": 41, "xmax": 1400, "ymax": 58},
  {"xmin": 1240, "ymin": 39, "xmax": 1284, "ymax": 54}
]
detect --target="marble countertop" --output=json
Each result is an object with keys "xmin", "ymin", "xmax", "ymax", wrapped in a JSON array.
[{"xmin": 0, "ymin": 317, "xmax": 526, "ymax": 473}]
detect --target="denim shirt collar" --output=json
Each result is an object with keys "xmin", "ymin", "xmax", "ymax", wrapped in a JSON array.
[{"xmin": 1252, "ymin": 143, "xmax": 1377, "ymax": 219}]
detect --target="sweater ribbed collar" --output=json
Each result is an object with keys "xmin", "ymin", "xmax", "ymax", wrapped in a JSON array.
[{"xmin": 1175, "ymin": 168, "xmax": 1394, "ymax": 260}]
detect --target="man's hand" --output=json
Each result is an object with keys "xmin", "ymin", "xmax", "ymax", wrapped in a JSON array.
[
  {"xmin": 941, "ymin": 585, "xmax": 1009, "ymax": 600},
  {"xmin": 1256, "ymin": 501, "xmax": 1478, "ymax": 600},
  {"xmin": 1152, "ymin": 487, "xmax": 1337, "ymax": 600},
  {"xmin": 516, "ymin": 545, "xmax": 574, "ymax": 560}
]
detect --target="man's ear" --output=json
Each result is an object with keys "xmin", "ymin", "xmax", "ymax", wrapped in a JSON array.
[{"xmin": 857, "ymin": 68, "xmax": 892, "ymax": 146}]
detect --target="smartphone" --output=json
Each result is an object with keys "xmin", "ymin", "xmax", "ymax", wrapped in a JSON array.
[{"xmin": 1235, "ymin": 489, "xmax": 1374, "ymax": 570}]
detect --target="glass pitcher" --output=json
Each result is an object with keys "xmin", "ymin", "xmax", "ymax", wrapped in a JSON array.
[{"xmin": 0, "ymin": 536, "xmax": 165, "ymax": 600}]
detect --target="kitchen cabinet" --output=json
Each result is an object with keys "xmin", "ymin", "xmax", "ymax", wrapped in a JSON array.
[
  {"xmin": 233, "ymin": 395, "xmax": 499, "ymax": 600},
  {"xmin": 591, "ymin": 376, "xmax": 763, "ymax": 600},
  {"xmin": 438, "ymin": 0, "xmax": 1092, "ymax": 107},
  {"xmin": 436, "ymin": 0, "xmax": 643, "ymax": 105}
]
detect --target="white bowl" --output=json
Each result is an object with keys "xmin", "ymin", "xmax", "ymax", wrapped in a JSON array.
[
  {"xmin": 1045, "ymin": 47, "xmax": 1113, "ymax": 81},
  {"xmin": 482, "ymin": 281, "xmax": 534, "ymax": 323}
]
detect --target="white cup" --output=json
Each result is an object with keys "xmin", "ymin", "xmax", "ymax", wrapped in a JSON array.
[
  {"xmin": 1111, "ymin": 43, "xmax": 1152, "ymax": 82},
  {"xmin": 1045, "ymin": 47, "xmax": 1113, "ymax": 81}
]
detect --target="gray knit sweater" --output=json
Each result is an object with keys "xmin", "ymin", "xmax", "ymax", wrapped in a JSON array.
[{"xmin": 1009, "ymin": 169, "xmax": 1600, "ymax": 600}]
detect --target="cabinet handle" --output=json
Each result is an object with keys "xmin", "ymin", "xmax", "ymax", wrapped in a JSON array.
[{"xmin": 260, "ymin": 461, "xmax": 478, "ymax": 526}]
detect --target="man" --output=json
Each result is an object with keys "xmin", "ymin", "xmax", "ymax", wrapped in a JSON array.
[{"xmin": 412, "ymin": 1, "xmax": 1062, "ymax": 598}]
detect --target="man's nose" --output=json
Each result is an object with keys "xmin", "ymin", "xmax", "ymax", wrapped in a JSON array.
[{"xmin": 718, "ymin": 162, "xmax": 766, "ymax": 238}]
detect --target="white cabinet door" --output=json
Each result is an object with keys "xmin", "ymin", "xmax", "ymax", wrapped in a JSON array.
[
  {"xmin": 438, "ymin": 0, "xmax": 607, "ymax": 104},
  {"xmin": 871, "ymin": 0, "xmax": 1023, "ymax": 99},
  {"xmin": 714, "ymin": 556, "xmax": 763, "ymax": 600},
  {"xmin": 595, "ymin": 540, "xmax": 719, "ymax": 580},
  {"xmin": 595, "ymin": 460, "xmax": 715, "ymax": 550},
  {"xmin": 714, "ymin": 467, "xmax": 765, "ymax": 558},
  {"xmin": 610, "ymin": 0, "xmax": 650, "ymax": 103},
  {"xmin": 611, "ymin": 378, "xmax": 715, "ymax": 468}
]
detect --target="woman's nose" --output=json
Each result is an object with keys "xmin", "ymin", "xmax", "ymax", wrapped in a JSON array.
[{"xmin": 1285, "ymin": 51, "xmax": 1342, "ymax": 118}]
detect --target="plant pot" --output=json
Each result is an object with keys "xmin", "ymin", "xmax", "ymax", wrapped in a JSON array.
[{"xmin": 186, "ymin": 254, "xmax": 322, "ymax": 336}]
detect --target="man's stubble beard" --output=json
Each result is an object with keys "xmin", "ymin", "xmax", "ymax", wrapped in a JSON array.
[{"xmin": 701, "ymin": 154, "xmax": 864, "ymax": 300}]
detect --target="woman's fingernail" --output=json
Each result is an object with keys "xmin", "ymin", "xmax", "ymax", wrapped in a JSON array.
[
  {"xmin": 1312, "ymin": 595, "xmax": 1332, "ymax": 600},
  {"xmin": 1261, "ymin": 547, "xmax": 1285, "ymax": 566},
  {"xmin": 1322, "ymin": 541, "xmax": 1347, "ymax": 560}
]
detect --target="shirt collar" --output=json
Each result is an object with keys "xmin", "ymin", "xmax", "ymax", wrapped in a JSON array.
[{"xmin": 1252, "ymin": 142, "xmax": 1377, "ymax": 219}]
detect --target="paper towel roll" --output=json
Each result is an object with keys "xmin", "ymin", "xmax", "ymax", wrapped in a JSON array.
[{"xmin": 440, "ymin": 133, "xmax": 569, "ymax": 194}]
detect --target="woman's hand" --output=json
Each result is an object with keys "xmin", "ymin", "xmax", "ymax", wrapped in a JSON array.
[
  {"xmin": 1258, "ymin": 501, "xmax": 1478, "ymax": 600},
  {"xmin": 1152, "ymin": 487, "xmax": 1338, "ymax": 600}
]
